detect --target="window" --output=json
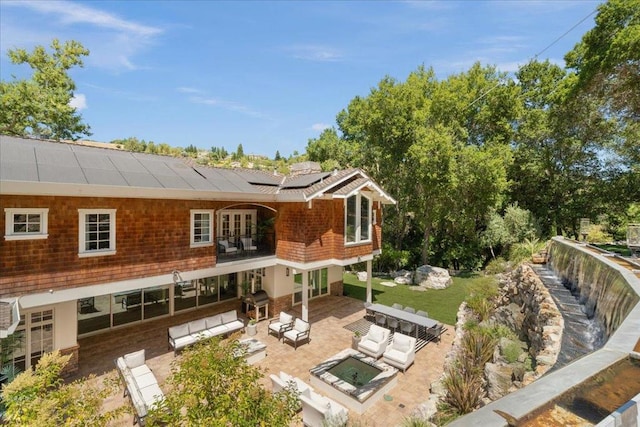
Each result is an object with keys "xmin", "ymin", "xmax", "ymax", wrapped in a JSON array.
[
  {"xmin": 191, "ymin": 210, "xmax": 214, "ymax": 247},
  {"xmin": 293, "ymin": 268, "xmax": 329, "ymax": 304},
  {"xmin": 78, "ymin": 209, "xmax": 116, "ymax": 257},
  {"xmin": 4, "ymin": 208, "xmax": 49, "ymax": 240},
  {"xmin": 345, "ymin": 193, "xmax": 372, "ymax": 244}
]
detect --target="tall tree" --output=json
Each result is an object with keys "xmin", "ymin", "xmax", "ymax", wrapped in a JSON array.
[{"xmin": 0, "ymin": 39, "xmax": 91, "ymax": 140}]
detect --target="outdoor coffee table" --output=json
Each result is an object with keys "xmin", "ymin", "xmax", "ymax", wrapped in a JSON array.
[{"xmin": 238, "ymin": 338, "xmax": 267, "ymax": 364}]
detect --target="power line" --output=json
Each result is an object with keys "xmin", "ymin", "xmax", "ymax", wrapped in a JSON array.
[{"xmin": 466, "ymin": 7, "xmax": 599, "ymax": 110}]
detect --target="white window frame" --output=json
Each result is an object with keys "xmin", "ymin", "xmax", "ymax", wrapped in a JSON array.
[
  {"xmin": 190, "ymin": 210, "xmax": 214, "ymax": 247},
  {"xmin": 4, "ymin": 208, "xmax": 49, "ymax": 240},
  {"xmin": 344, "ymin": 193, "xmax": 372, "ymax": 245},
  {"xmin": 78, "ymin": 209, "xmax": 116, "ymax": 257}
]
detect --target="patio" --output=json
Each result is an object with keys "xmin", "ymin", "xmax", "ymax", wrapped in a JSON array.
[{"xmin": 71, "ymin": 296, "xmax": 454, "ymax": 426}]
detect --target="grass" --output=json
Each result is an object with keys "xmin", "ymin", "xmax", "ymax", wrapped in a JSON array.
[
  {"xmin": 593, "ymin": 244, "xmax": 633, "ymax": 257},
  {"xmin": 342, "ymin": 272, "xmax": 497, "ymax": 326}
]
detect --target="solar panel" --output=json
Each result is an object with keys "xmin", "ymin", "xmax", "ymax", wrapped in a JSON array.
[{"xmin": 282, "ymin": 172, "xmax": 331, "ymax": 189}]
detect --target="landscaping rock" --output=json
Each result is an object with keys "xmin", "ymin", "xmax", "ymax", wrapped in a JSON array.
[
  {"xmin": 356, "ymin": 271, "xmax": 367, "ymax": 282},
  {"xmin": 415, "ymin": 265, "xmax": 453, "ymax": 289},
  {"xmin": 393, "ymin": 270, "xmax": 413, "ymax": 285},
  {"xmin": 485, "ymin": 363, "xmax": 514, "ymax": 401}
]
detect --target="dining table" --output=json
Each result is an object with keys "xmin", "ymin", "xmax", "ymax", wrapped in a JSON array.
[{"xmin": 368, "ymin": 303, "xmax": 438, "ymax": 330}]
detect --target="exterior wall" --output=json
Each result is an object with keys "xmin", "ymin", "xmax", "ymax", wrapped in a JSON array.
[
  {"xmin": 55, "ymin": 301, "xmax": 77, "ymax": 349},
  {"xmin": 0, "ymin": 195, "xmax": 220, "ymax": 298}
]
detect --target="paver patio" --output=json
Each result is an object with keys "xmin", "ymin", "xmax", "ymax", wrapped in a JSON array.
[{"xmin": 71, "ymin": 296, "xmax": 454, "ymax": 426}]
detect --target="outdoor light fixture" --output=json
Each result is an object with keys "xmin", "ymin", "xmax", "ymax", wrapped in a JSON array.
[{"xmin": 172, "ymin": 270, "xmax": 190, "ymax": 287}]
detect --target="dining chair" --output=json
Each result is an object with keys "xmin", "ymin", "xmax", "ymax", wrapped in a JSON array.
[
  {"xmin": 387, "ymin": 316, "xmax": 399, "ymax": 332},
  {"xmin": 399, "ymin": 320, "xmax": 416, "ymax": 338},
  {"xmin": 416, "ymin": 310, "xmax": 428, "ymax": 317},
  {"xmin": 392, "ymin": 303, "xmax": 403, "ymax": 310},
  {"xmin": 404, "ymin": 307, "xmax": 416, "ymax": 314},
  {"xmin": 375, "ymin": 313, "xmax": 387, "ymax": 327}
]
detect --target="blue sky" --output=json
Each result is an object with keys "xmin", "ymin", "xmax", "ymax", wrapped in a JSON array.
[{"xmin": 1, "ymin": 1, "xmax": 601, "ymax": 157}]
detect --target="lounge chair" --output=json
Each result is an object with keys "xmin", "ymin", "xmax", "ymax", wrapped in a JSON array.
[
  {"xmin": 358, "ymin": 324, "xmax": 390, "ymax": 358},
  {"xmin": 382, "ymin": 332, "xmax": 416, "ymax": 372},
  {"xmin": 217, "ymin": 239, "xmax": 238, "ymax": 254},
  {"xmin": 268, "ymin": 312, "xmax": 295, "ymax": 340},
  {"xmin": 283, "ymin": 318, "xmax": 311, "ymax": 349}
]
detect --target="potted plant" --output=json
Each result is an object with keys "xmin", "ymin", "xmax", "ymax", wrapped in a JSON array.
[
  {"xmin": 352, "ymin": 330, "xmax": 361, "ymax": 349},
  {"xmin": 247, "ymin": 318, "xmax": 258, "ymax": 336}
]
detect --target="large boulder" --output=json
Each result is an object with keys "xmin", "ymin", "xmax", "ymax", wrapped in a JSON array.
[{"xmin": 415, "ymin": 265, "xmax": 452, "ymax": 289}]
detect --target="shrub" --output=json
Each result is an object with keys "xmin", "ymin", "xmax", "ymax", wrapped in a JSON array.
[
  {"xmin": 586, "ymin": 225, "xmax": 612, "ymax": 244},
  {"xmin": 401, "ymin": 415, "xmax": 432, "ymax": 426},
  {"xmin": 465, "ymin": 280, "xmax": 499, "ymax": 321},
  {"xmin": 484, "ymin": 257, "xmax": 509, "ymax": 275},
  {"xmin": 482, "ymin": 324, "xmax": 518, "ymax": 341},
  {"xmin": 501, "ymin": 340, "xmax": 522, "ymax": 364},
  {"xmin": 441, "ymin": 361, "xmax": 483, "ymax": 414},
  {"xmin": 460, "ymin": 329, "xmax": 497, "ymax": 369}
]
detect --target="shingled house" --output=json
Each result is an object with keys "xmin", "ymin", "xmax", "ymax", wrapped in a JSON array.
[{"xmin": 0, "ymin": 135, "xmax": 394, "ymax": 373}]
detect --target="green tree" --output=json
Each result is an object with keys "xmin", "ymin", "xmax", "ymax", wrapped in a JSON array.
[
  {"xmin": 0, "ymin": 39, "xmax": 91, "ymax": 140},
  {"xmin": 234, "ymin": 143, "xmax": 245, "ymax": 160},
  {"xmin": 306, "ymin": 127, "xmax": 358, "ymax": 170},
  {"xmin": 274, "ymin": 150, "xmax": 281, "ymax": 161},
  {"xmin": 149, "ymin": 337, "xmax": 297, "ymax": 426},
  {"xmin": 1, "ymin": 351, "xmax": 125, "ymax": 425}
]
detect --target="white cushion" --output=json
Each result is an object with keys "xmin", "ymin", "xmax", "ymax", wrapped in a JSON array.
[
  {"xmin": 169, "ymin": 323, "xmax": 190, "ymax": 339},
  {"xmin": 384, "ymin": 348, "xmax": 408, "ymax": 364},
  {"xmin": 294, "ymin": 318, "xmax": 309, "ymax": 332},
  {"xmin": 124, "ymin": 350, "xmax": 146, "ymax": 369},
  {"xmin": 221, "ymin": 310, "xmax": 237, "ymax": 324},
  {"xmin": 207, "ymin": 324, "xmax": 228, "ymax": 336},
  {"xmin": 280, "ymin": 312, "xmax": 293, "ymax": 324},
  {"xmin": 205, "ymin": 315, "xmax": 222, "ymax": 329},
  {"xmin": 225, "ymin": 319, "xmax": 244, "ymax": 332},
  {"xmin": 130, "ymin": 364, "xmax": 152, "ymax": 378},
  {"xmin": 220, "ymin": 239, "xmax": 229, "ymax": 249},
  {"xmin": 188, "ymin": 318, "xmax": 207, "ymax": 334},
  {"xmin": 369, "ymin": 327, "xmax": 384, "ymax": 344},
  {"xmin": 394, "ymin": 334, "xmax": 412, "ymax": 353},
  {"xmin": 172, "ymin": 335, "xmax": 196, "ymax": 350}
]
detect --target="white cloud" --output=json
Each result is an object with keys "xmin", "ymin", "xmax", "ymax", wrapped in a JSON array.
[
  {"xmin": 284, "ymin": 44, "xmax": 343, "ymax": 62},
  {"xmin": 8, "ymin": 1, "xmax": 162, "ymax": 37},
  {"xmin": 311, "ymin": 123, "xmax": 330, "ymax": 132},
  {"xmin": 2, "ymin": 1, "xmax": 163, "ymax": 71},
  {"xmin": 177, "ymin": 87, "xmax": 203, "ymax": 94},
  {"xmin": 69, "ymin": 93, "xmax": 87, "ymax": 110}
]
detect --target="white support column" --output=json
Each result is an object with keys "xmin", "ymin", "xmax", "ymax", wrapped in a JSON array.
[
  {"xmin": 301, "ymin": 270, "xmax": 309, "ymax": 322},
  {"xmin": 366, "ymin": 260, "xmax": 373, "ymax": 303}
]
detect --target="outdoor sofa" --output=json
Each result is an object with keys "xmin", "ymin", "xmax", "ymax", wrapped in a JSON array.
[
  {"xmin": 115, "ymin": 349, "xmax": 164, "ymax": 426},
  {"xmin": 168, "ymin": 309, "xmax": 244, "ymax": 355},
  {"xmin": 382, "ymin": 332, "xmax": 416, "ymax": 372}
]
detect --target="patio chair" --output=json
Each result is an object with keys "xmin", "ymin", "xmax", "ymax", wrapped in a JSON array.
[
  {"xmin": 399, "ymin": 320, "xmax": 416, "ymax": 338},
  {"xmin": 416, "ymin": 310, "xmax": 428, "ymax": 317},
  {"xmin": 300, "ymin": 389, "xmax": 348, "ymax": 427},
  {"xmin": 392, "ymin": 303, "xmax": 403, "ymax": 310},
  {"xmin": 382, "ymin": 332, "xmax": 416, "ymax": 372},
  {"xmin": 364, "ymin": 302, "xmax": 374, "ymax": 320},
  {"xmin": 387, "ymin": 316, "xmax": 400, "ymax": 332},
  {"xmin": 268, "ymin": 311, "xmax": 295, "ymax": 340},
  {"xmin": 426, "ymin": 323, "xmax": 444, "ymax": 344},
  {"xmin": 240, "ymin": 237, "xmax": 257, "ymax": 252},
  {"xmin": 283, "ymin": 318, "xmax": 311, "ymax": 350},
  {"xmin": 217, "ymin": 239, "xmax": 238, "ymax": 254},
  {"xmin": 374, "ymin": 313, "xmax": 387, "ymax": 327},
  {"xmin": 404, "ymin": 306, "xmax": 416, "ymax": 314},
  {"xmin": 357, "ymin": 324, "xmax": 390, "ymax": 358}
]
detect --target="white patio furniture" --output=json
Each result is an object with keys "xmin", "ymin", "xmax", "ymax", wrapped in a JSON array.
[
  {"xmin": 392, "ymin": 303, "xmax": 403, "ymax": 310},
  {"xmin": 217, "ymin": 239, "xmax": 238, "ymax": 254},
  {"xmin": 268, "ymin": 311, "xmax": 295, "ymax": 340},
  {"xmin": 283, "ymin": 318, "xmax": 311, "ymax": 350},
  {"xmin": 115, "ymin": 349, "xmax": 164, "ymax": 426},
  {"xmin": 357, "ymin": 324, "xmax": 390, "ymax": 359},
  {"xmin": 382, "ymin": 332, "xmax": 416, "ymax": 372},
  {"xmin": 299, "ymin": 388, "xmax": 348, "ymax": 427},
  {"xmin": 270, "ymin": 370, "xmax": 310, "ymax": 395},
  {"xmin": 240, "ymin": 237, "xmax": 257, "ymax": 252}
]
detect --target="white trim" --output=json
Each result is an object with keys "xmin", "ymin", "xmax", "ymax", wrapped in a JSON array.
[
  {"xmin": 190, "ymin": 209, "xmax": 214, "ymax": 247},
  {"xmin": 4, "ymin": 208, "xmax": 49, "ymax": 240},
  {"xmin": 78, "ymin": 209, "xmax": 116, "ymax": 256},
  {"xmin": 344, "ymin": 193, "xmax": 372, "ymax": 245}
]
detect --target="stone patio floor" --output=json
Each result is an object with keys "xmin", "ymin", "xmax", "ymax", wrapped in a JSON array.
[{"xmin": 71, "ymin": 295, "xmax": 454, "ymax": 426}]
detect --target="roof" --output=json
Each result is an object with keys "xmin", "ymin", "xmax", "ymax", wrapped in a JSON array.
[{"xmin": 0, "ymin": 135, "xmax": 395, "ymax": 204}]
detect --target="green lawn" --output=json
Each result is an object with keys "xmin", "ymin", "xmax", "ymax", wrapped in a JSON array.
[
  {"xmin": 593, "ymin": 244, "xmax": 633, "ymax": 256},
  {"xmin": 342, "ymin": 272, "xmax": 496, "ymax": 326}
]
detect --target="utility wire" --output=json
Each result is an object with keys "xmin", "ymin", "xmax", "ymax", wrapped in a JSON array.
[{"xmin": 466, "ymin": 7, "xmax": 599, "ymax": 110}]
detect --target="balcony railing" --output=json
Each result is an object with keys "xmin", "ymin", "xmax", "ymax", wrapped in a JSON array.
[{"xmin": 216, "ymin": 233, "xmax": 275, "ymax": 262}]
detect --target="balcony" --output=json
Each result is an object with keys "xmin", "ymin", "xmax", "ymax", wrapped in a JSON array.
[{"xmin": 216, "ymin": 233, "xmax": 275, "ymax": 263}]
